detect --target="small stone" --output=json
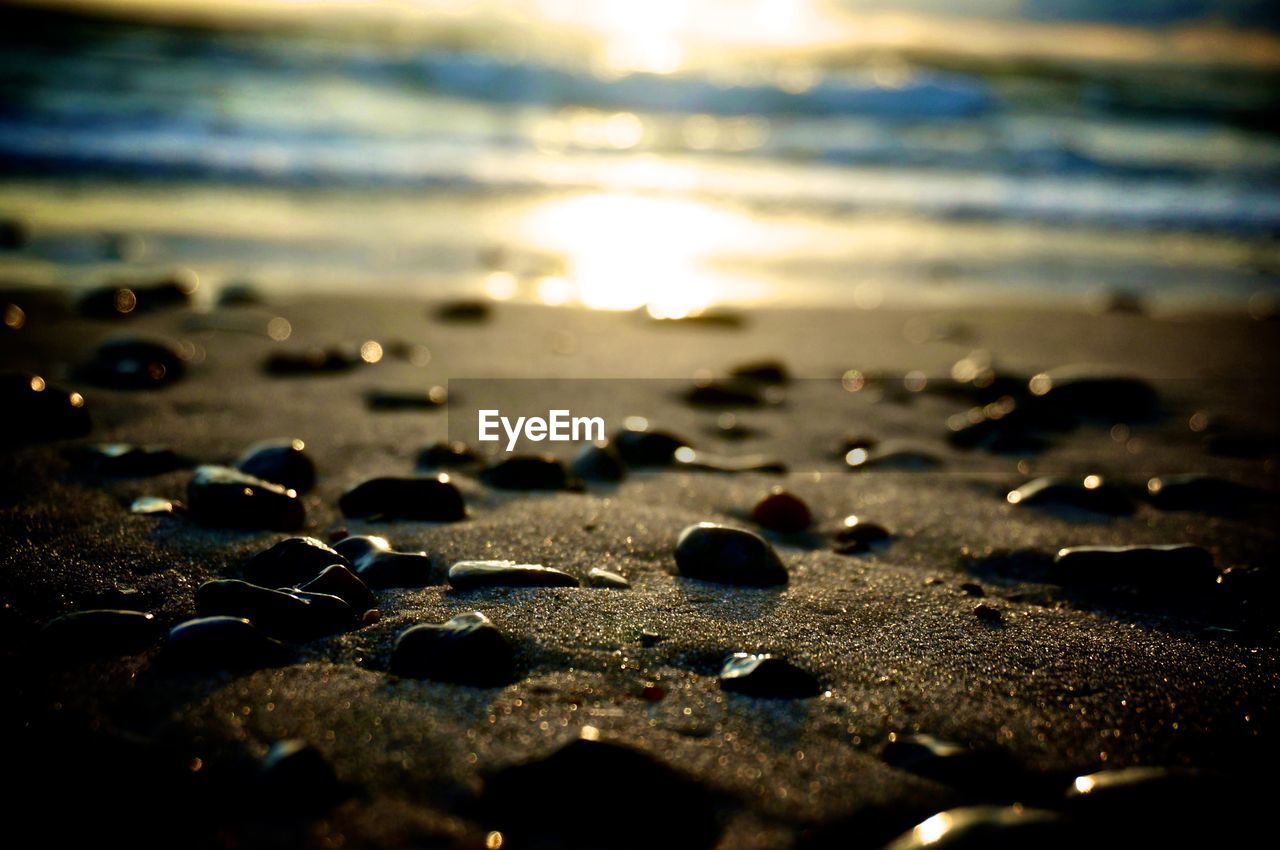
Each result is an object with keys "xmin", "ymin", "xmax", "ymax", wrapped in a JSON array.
[
  {"xmin": 1027, "ymin": 365, "xmax": 1160, "ymax": 421},
  {"xmin": 78, "ymin": 276, "xmax": 192, "ymax": 318},
  {"xmin": 613, "ymin": 426, "xmax": 690, "ymax": 466},
  {"xmin": 433, "ymin": 299, "xmax": 491, "ymax": 322},
  {"xmin": 673, "ymin": 449, "xmax": 786, "ymax": 473},
  {"xmin": 259, "ymin": 740, "xmax": 344, "ymax": 810},
  {"xmin": 244, "ymin": 537, "xmax": 351, "ymax": 587},
  {"xmin": 1146, "ymin": 474, "xmax": 1263, "ymax": 511},
  {"xmin": 448, "ymin": 560, "xmax": 579, "ymax": 590},
  {"xmin": 1006, "ymin": 476, "xmax": 1134, "ymax": 514},
  {"xmin": 1, "ymin": 372, "xmax": 90, "ymax": 442},
  {"xmin": 263, "ymin": 346, "xmax": 362, "ymax": 376},
  {"xmin": 729, "ymin": 360, "xmax": 789, "ymax": 384},
  {"xmin": 416, "ymin": 441, "xmax": 481, "ymax": 469},
  {"xmin": 235, "ymin": 438, "xmax": 316, "ymax": 493},
  {"xmin": 835, "ymin": 432, "xmax": 878, "ymax": 457},
  {"xmin": 480, "ymin": 456, "xmax": 580, "ymax": 491},
  {"xmin": 196, "ymin": 579, "xmax": 354, "ymax": 640},
  {"xmin": 69, "ymin": 443, "xmax": 190, "ymax": 476},
  {"xmin": 130, "ymin": 495, "xmax": 182, "ymax": 515},
  {"xmin": 639, "ymin": 631, "xmax": 665, "ymax": 646},
  {"xmin": 675, "ymin": 523, "xmax": 788, "ymax": 587},
  {"xmin": 389, "ymin": 612, "xmax": 514, "ymax": 684},
  {"xmin": 570, "ymin": 442, "xmax": 627, "ymax": 483},
  {"xmin": 187, "ymin": 465, "xmax": 305, "ymax": 530},
  {"xmin": 882, "ymin": 806, "xmax": 1063, "ymax": 849},
  {"xmin": 587, "ymin": 567, "xmax": 630, "ymax": 589},
  {"xmin": 1063, "ymin": 768, "xmax": 1253, "ymax": 845},
  {"xmin": 845, "ymin": 440, "xmax": 941, "ymax": 470},
  {"xmin": 719, "ymin": 653, "xmax": 821, "ymax": 698},
  {"xmin": 750, "ymin": 488, "xmax": 812, "ymax": 532},
  {"xmin": 333, "ymin": 535, "xmax": 439, "ymax": 588},
  {"xmin": 40, "ymin": 609, "xmax": 160, "ymax": 658},
  {"xmin": 832, "ymin": 516, "xmax": 892, "ymax": 554},
  {"xmin": 165, "ymin": 616, "xmax": 292, "ymax": 670},
  {"xmin": 946, "ymin": 397, "xmax": 1047, "ymax": 454},
  {"xmin": 881, "ymin": 735, "xmax": 1012, "ymax": 788},
  {"xmin": 682, "ymin": 378, "xmax": 765, "ymax": 409},
  {"xmin": 339, "ymin": 474, "xmax": 466, "ymax": 521},
  {"xmin": 296, "ymin": 565, "xmax": 375, "ymax": 612},
  {"xmin": 365, "ymin": 386, "xmax": 449, "ymax": 411},
  {"xmin": 79, "ymin": 337, "xmax": 186, "ymax": 389},
  {"xmin": 216, "ymin": 283, "xmax": 264, "ymax": 307},
  {"xmin": 974, "ymin": 603, "xmax": 1003, "ymax": 624},
  {"xmin": 1052, "ymin": 544, "xmax": 1217, "ymax": 592}
]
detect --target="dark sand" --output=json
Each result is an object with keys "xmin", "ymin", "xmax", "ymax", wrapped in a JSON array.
[{"xmin": 3, "ymin": 294, "xmax": 1278, "ymax": 848}]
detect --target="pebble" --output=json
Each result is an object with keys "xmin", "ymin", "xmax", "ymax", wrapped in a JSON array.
[
  {"xmin": 880, "ymin": 735, "xmax": 998, "ymax": 785},
  {"xmin": 339, "ymin": 474, "xmax": 466, "ymax": 521},
  {"xmin": 1064, "ymin": 768, "xmax": 1249, "ymax": 845},
  {"xmin": 719, "ymin": 653, "xmax": 821, "ymax": 698},
  {"xmin": 835, "ymin": 432, "xmax": 879, "ymax": 457},
  {"xmin": 1005, "ymin": 476, "xmax": 1135, "ymax": 514},
  {"xmin": 682, "ymin": 378, "xmax": 766, "ymax": 408},
  {"xmin": 296, "ymin": 564, "xmax": 376, "ymax": 612},
  {"xmin": 130, "ymin": 495, "xmax": 182, "ymax": 515},
  {"xmin": 1146, "ymin": 474, "xmax": 1263, "ymax": 511},
  {"xmin": 586, "ymin": 567, "xmax": 631, "ymax": 589},
  {"xmin": 973, "ymin": 603, "xmax": 1003, "ymax": 624},
  {"xmin": 263, "ymin": 346, "xmax": 362, "ymax": 376},
  {"xmin": 187, "ymin": 465, "xmax": 305, "ymax": 530},
  {"xmin": 69, "ymin": 442, "xmax": 190, "ymax": 476},
  {"xmin": 1051, "ymin": 544, "xmax": 1217, "ymax": 592},
  {"xmin": 79, "ymin": 337, "xmax": 186, "ymax": 389},
  {"xmin": 258, "ymin": 740, "xmax": 344, "ymax": 810},
  {"xmin": 832, "ymin": 516, "xmax": 892, "ymax": 554},
  {"xmin": 673, "ymin": 449, "xmax": 787, "ymax": 473},
  {"xmin": 845, "ymin": 440, "xmax": 942, "ymax": 470},
  {"xmin": 78, "ymin": 276, "xmax": 192, "ymax": 318},
  {"xmin": 570, "ymin": 442, "xmax": 628, "ymax": 483},
  {"xmin": 416, "ymin": 441, "xmax": 482, "ymax": 469},
  {"xmin": 389, "ymin": 611, "xmax": 514, "ymax": 684},
  {"xmin": 333, "ymin": 534, "xmax": 439, "ymax": 588},
  {"xmin": 675, "ymin": 523, "xmax": 788, "ymax": 587},
  {"xmin": 1, "ymin": 372, "xmax": 90, "ymax": 442},
  {"xmin": 750, "ymin": 488, "xmax": 812, "ymax": 532},
  {"xmin": 165, "ymin": 616, "xmax": 292, "ymax": 670},
  {"xmin": 729, "ymin": 359, "xmax": 790, "ymax": 384},
  {"xmin": 196, "ymin": 579, "xmax": 354, "ymax": 640},
  {"xmin": 448, "ymin": 560, "xmax": 580, "ymax": 590},
  {"xmin": 244, "ymin": 536, "xmax": 351, "ymax": 587},
  {"xmin": 881, "ymin": 806, "xmax": 1063, "ymax": 849},
  {"xmin": 480, "ymin": 456, "xmax": 580, "ymax": 491},
  {"xmin": 612, "ymin": 426, "xmax": 690, "ymax": 466},
  {"xmin": 1027, "ymin": 365, "xmax": 1160, "ymax": 421},
  {"xmin": 945, "ymin": 398, "xmax": 1047, "ymax": 454},
  {"xmin": 40, "ymin": 609, "xmax": 160, "ymax": 658},
  {"xmin": 235, "ymin": 438, "xmax": 316, "ymax": 493},
  {"xmin": 433, "ymin": 299, "xmax": 491, "ymax": 322},
  {"xmin": 216, "ymin": 283, "xmax": 265, "ymax": 307},
  {"xmin": 365, "ymin": 386, "xmax": 449, "ymax": 410}
]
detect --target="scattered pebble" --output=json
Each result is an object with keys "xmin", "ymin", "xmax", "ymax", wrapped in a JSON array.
[
  {"xmin": 845, "ymin": 440, "xmax": 942, "ymax": 470},
  {"xmin": 613, "ymin": 425, "xmax": 690, "ymax": 466},
  {"xmin": 79, "ymin": 337, "xmax": 187, "ymax": 389},
  {"xmin": 196, "ymin": 579, "xmax": 354, "ymax": 640},
  {"xmin": 570, "ymin": 442, "xmax": 628, "ymax": 483},
  {"xmin": 832, "ymin": 516, "xmax": 892, "ymax": 554},
  {"xmin": 69, "ymin": 443, "xmax": 190, "ymax": 476},
  {"xmin": 480, "ymin": 456, "xmax": 581, "ymax": 491},
  {"xmin": 448, "ymin": 560, "xmax": 580, "ymax": 590},
  {"xmin": 729, "ymin": 360, "xmax": 789, "ymax": 384},
  {"xmin": 1006, "ymin": 476, "xmax": 1135, "ymax": 514},
  {"xmin": 389, "ymin": 611, "xmax": 514, "ymax": 684},
  {"xmin": 682, "ymin": 378, "xmax": 766, "ymax": 408},
  {"xmin": 674, "ymin": 448, "xmax": 786, "ymax": 473},
  {"xmin": 365, "ymin": 386, "xmax": 449, "ymax": 411},
  {"xmin": 750, "ymin": 488, "xmax": 812, "ymax": 532},
  {"xmin": 586, "ymin": 567, "xmax": 630, "ymax": 589},
  {"xmin": 296, "ymin": 564, "xmax": 375, "ymax": 612},
  {"xmin": 78, "ymin": 275, "xmax": 192, "ymax": 318},
  {"xmin": 165, "ymin": 616, "xmax": 292, "ymax": 670},
  {"xmin": 882, "ymin": 806, "xmax": 1063, "ymax": 849},
  {"xmin": 244, "ymin": 536, "xmax": 351, "ymax": 587},
  {"xmin": 433, "ymin": 299, "xmax": 491, "ymax": 322},
  {"xmin": 1146, "ymin": 474, "xmax": 1263, "ymax": 511},
  {"xmin": 259, "ymin": 739, "xmax": 344, "ymax": 810},
  {"xmin": 187, "ymin": 465, "xmax": 305, "ymax": 530},
  {"xmin": 1052, "ymin": 544, "xmax": 1217, "ymax": 592},
  {"xmin": 1027, "ymin": 365, "xmax": 1160, "ymax": 421},
  {"xmin": 416, "ymin": 441, "xmax": 481, "ymax": 469},
  {"xmin": 675, "ymin": 522, "xmax": 788, "ymax": 587},
  {"xmin": 339, "ymin": 474, "xmax": 466, "ymax": 521},
  {"xmin": 40, "ymin": 609, "xmax": 160, "ymax": 658},
  {"xmin": 263, "ymin": 346, "xmax": 362, "ymax": 376},
  {"xmin": 130, "ymin": 495, "xmax": 182, "ymax": 515},
  {"xmin": 973, "ymin": 603, "xmax": 1003, "ymax": 624},
  {"xmin": 719, "ymin": 653, "xmax": 821, "ymax": 698},
  {"xmin": 1, "ymin": 372, "xmax": 90, "ymax": 442},
  {"xmin": 333, "ymin": 535, "xmax": 439, "ymax": 588},
  {"xmin": 235, "ymin": 438, "xmax": 316, "ymax": 493}
]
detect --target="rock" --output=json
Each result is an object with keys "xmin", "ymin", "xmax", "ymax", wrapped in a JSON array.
[
  {"xmin": 482, "ymin": 732, "xmax": 720, "ymax": 850},
  {"xmin": 1051, "ymin": 544, "xmax": 1217, "ymax": 592},
  {"xmin": 832, "ymin": 516, "xmax": 892, "ymax": 554},
  {"xmin": 235, "ymin": 439, "xmax": 316, "ymax": 493},
  {"xmin": 165, "ymin": 616, "xmax": 292, "ymax": 670},
  {"xmin": 835, "ymin": 432, "xmax": 878, "ymax": 457},
  {"xmin": 587, "ymin": 567, "xmax": 630, "ymax": 589},
  {"xmin": 78, "ymin": 275, "xmax": 192, "ymax": 318},
  {"xmin": 1064, "ymin": 768, "xmax": 1255, "ymax": 846},
  {"xmin": 959, "ymin": 582, "xmax": 985, "ymax": 597},
  {"xmin": 187, "ymin": 465, "xmax": 305, "ymax": 530},
  {"xmin": 881, "ymin": 806, "xmax": 1064, "ymax": 849},
  {"xmin": 433, "ymin": 299, "xmax": 491, "ymax": 322},
  {"xmin": 333, "ymin": 535, "xmax": 438, "ymax": 588},
  {"xmin": 259, "ymin": 740, "xmax": 344, "ymax": 810},
  {"xmin": 1005, "ymin": 476, "xmax": 1135, "ymax": 514},
  {"xmin": 750, "ymin": 488, "xmax": 812, "ymax": 532},
  {"xmin": 263, "ymin": 346, "xmax": 362, "ymax": 376},
  {"xmin": 68, "ymin": 443, "xmax": 191, "ymax": 476},
  {"xmin": 40, "ymin": 609, "xmax": 160, "ymax": 658},
  {"xmin": 673, "ymin": 449, "xmax": 786, "ymax": 473},
  {"xmin": 945, "ymin": 398, "xmax": 1048, "ymax": 454},
  {"xmin": 1027, "ymin": 365, "xmax": 1160, "ymax": 421},
  {"xmin": 675, "ymin": 523, "xmax": 788, "ymax": 587},
  {"xmin": 365, "ymin": 386, "xmax": 449, "ymax": 410},
  {"xmin": 647, "ymin": 308, "xmax": 744, "ymax": 328},
  {"xmin": 1, "ymin": 372, "xmax": 90, "ymax": 442},
  {"xmin": 216, "ymin": 283, "xmax": 265, "ymax": 307},
  {"xmin": 130, "ymin": 495, "xmax": 182, "ymax": 515},
  {"xmin": 973, "ymin": 603, "xmax": 1003, "ymax": 624},
  {"xmin": 480, "ymin": 456, "xmax": 580, "ymax": 491},
  {"xmin": 719, "ymin": 653, "xmax": 821, "ymax": 698},
  {"xmin": 571, "ymin": 442, "xmax": 627, "ymax": 483},
  {"xmin": 416, "ymin": 441, "xmax": 481, "ymax": 469},
  {"xmin": 682, "ymin": 378, "xmax": 766, "ymax": 408},
  {"xmin": 845, "ymin": 440, "xmax": 942, "ymax": 470},
  {"xmin": 196, "ymin": 579, "xmax": 354, "ymax": 640},
  {"xmin": 244, "ymin": 537, "xmax": 350, "ymax": 587},
  {"xmin": 339, "ymin": 475, "xmax": 466, "ymax": 521},
  {"xmin": 389, "ymin": 612, "xmax": 514, "ymax": 684},
  {"xmin": 448, "ymin": 561, "xmax": 580, "ymax": 590},
  {"xmin": 1146, "ymin": 474, "xmax": 1264, "ymax": 511},
  {"xmin": 79, "ymin": 337, "xmax": 186, "ymax": 389},
  {"xmin": 613, "ymin": 426, "xmax": 690, "ymax": 466},
  {"xmin": 729, "ymin": 360, "xmax": 789, "ymax": 384},
  {"xmin": 881, "ymin": 735, "xmax": 1007, "ymax": 786},
  {"xmin": 296, "ymin": 565, "xmax": 375, "ymax": 612}
]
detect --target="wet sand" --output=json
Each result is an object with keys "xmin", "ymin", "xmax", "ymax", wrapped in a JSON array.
[{"xmin": 2, "ymin": 293, "xmax": 1278, "ymax": 848}]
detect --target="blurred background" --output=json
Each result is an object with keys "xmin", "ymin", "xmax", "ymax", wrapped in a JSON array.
[{"xmin": 1, "ymin": 0, "xmax": 1278, "ymax": 319}]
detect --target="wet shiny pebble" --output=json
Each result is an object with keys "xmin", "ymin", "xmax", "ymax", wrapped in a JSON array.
[
  {"xmin": 40, "ymin": 609, "xmax": 160, "ymax": 658},
  {"xmin": 70, "ymin": 442, "xmax": 190, "ymax": 476},
  {"xmin": 339, "ymin": 474, "xmax": 465, "ymax": 521},
  {"xmin": 586, "ymin": 567, "xmax": 630, "ymax": 589},
  {"xmin": 571, "ymin": 442, "xmax": 627, "ymax": 483},
  {"xmin": 165, "ymin": 616, "xmax": 293, "ymax": 670},
  {"xmin": 259, "ymin": 739, "xmax": 344, "ymax": 810},
  {"xmin": 263, "ymin": 346, "xmax": 362, "ymax": 376},
  {"xmin": 480, "ymin": 455, "xmax": 580, "ymax": 491},
  {"xmin": 675, "ymin": 523, "xmax": 788, "ymax": 587},
  {"xmin": 719, "ymin": 653, "xmax": 821, "ymax": 698},
  {"xmin": 674, "ymin": 448, "xmax": 786, "ymax": 473},
  {"xmin": 416, "ymin": 440, "xmax": 482, "ymax": 470},
  {"xmin": 235, "ymin": 438, "xmax": 316, "ymax": 493},
  {"xmin": 296, "ymin": 564, "xmax": 375, "ymax": 612},
  {"xmin": 365, "ymin": 386, "xmax": 449, "ymax": 411},
  {"xmin": 832, "ymin": 516, "xmax": 892, "ymax": 555},
  {"xmin": 1052, "ymin": 544, "xmax": 1217, "ymax": 592},
  {"xmin": 196, "ymin": 579, "xmax": 354, "ymax": 640},
  {"xmin": 1006, "ymin": 476, "xmax": 1134, "ymax": 514},
  {"xmin": 882, "ymin": 806, "xmax": 1064, "ymax": 849},
  {"xmin": 389, "ymin": 611, "xmax": 513, "ymax": 684},
  {"xmin": 187, "ymin": 465, "xmax": 304, "ymax": 530},
  {"xmin": 1146, "ymin": 474, "xmax": 1263, "ymax": 511},
  {"xmin": 750, "ymin": 488, "xmax": 812, "ymax": 532},
  {"xmin": 80, "ymin": 337, "xmax": 186, "ymax": 389},
  {"xmin": 244, "ymin": 536, "xmax": 351, "ymax": 587},
  {"xmin": 612, "ymin": 425, "xmax": 690, "ymax": 466},
  {"xmin": 448, "ymin": 560, "xmax": 580, "ymax": 590},
  {"xmin": 333, "ymin": 534, "xmax": 439, "ymax": 588},
  {"xmin": 845, "ymin": 440, "xmax": 942, "ymax": 470},
  {"xmin": 1027, "ymin": 365, "xmax": 1160, "ymax": 422},
  {"xmin": 1, "ymin": 372, "xmax": 90, "ymax": 442}
]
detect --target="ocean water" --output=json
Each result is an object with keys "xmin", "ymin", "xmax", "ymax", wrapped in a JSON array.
[{"xmin": 1, "ymin": 1, "xmax": 1278, "ymax": 315}]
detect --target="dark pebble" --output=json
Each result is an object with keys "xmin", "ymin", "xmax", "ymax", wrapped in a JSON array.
[
  {"xmin": 881, "ymin": 806, "xmax": 1064, "ymax": 849},
  {"xmin": 333, "ymin": 534, "xmax": 439, "ymax": 588},
  {"xmin": 196, "ymin": 579, "xmax": 354, "ymax": 640},
  {"xmin": 729, "ymin": 359, "xmax": 789, "ymax": 384},
  {"xmin": 216, "ymin": 283, "xmax": 265, "ymax": 307},
  {"xmin": 79, "ymin": 337, "xmax": 186, "ymax": 389},
  {"xmin": 389, "ymin": 611, "xmax": 514, "ymax": 684},
  {"xmin": 165, "ymin": 616, "xmax": 292, "ymax": 670},
  {"xmin": 647, "ymin": 308, "xmax": 744, "ymax": 328},
  {"xmin": 675, "ymin": 523, "xmax": 788, "ymax": 587},
  {"xmin": 1202, "ymin": 430, "xmax": 1275, "ymax": 458},
  {"xmin": 263, "ymin": 346, "xmax": 362, "ymax": 376},
  {"xmin": 40, "ymin": 609, "xmax": 160, "ymax": 658},
  {"xmin": 1146, "ymin": 474, "xmax": 1264, "ymax": 511},
  {"xmin": 68, "ymin": 442, "xmax": 191, "ymax": 476},
  {"xmin": 750, "ymin": 488, "xmax": 812, "ymax": 532},
  {"xmin": 1051, "ymin": 544, "xmax": 1217, "ymax": 592},
  {"xmin": 339, "ymin": 474, "xmax": 466, "ymax": 521},
  {"xmin": 1, "ymin": 372, "xmax": 90, "ymax": 442},
  {"xmin": 1028, "ymin": 365, "xmax": 1160, "ymax": 421},
  {"xmin": 187, "ymin": 465, "xmax": 305, "ymax": 530},
  {"xmin": 480, "ymin": 455, "xmax": 580, "ymax": 491},
  {"xmin": 570, "ymin": 441, "xmax": 628, "ymax": 483},
  {"xmin": 1006, "ymin": 476, "xmax": 1135, "ymax": 514},
  {"xmin": 296, "ymin": 564, "xmax": 375, "ymax": 612},
  {"xmin": 720, "ymin": 653, "xmax": 821, "ymax": 698},
  {"xmin": 78, "ymin": 275, "xmax": 192, "ymax": 318},
  {"xmin": 235, "ymin": 438, "xmax": 316, "ymax": 493},
  {"xmin": 832, "ymin": 516, "xmax": 892, "ymax": 554},
  {"xmin": 586, "ymin": 567, "xmax": 630, "ymax": 589},
  {"xmin": 365, "ymin": 386, "xmax": 449, "ymax": 411},
  {"xmin": 881, "ymin": 735, "xmax": 1013, "ymax": 789},
  {"xmin": 448, "ymin": 560, "xmax": 580, "ymax": 590},
  {"xmin": 835, "ymin": 432, "xmax": 879, "ymax": 456},
  {"xmin": 416, "ymin": 440, "xmax": 482, "ymax": 469},
  {"xmin": 973, "ymin": 603, "xmax": 1003, "ymax": 624},
  {"xmin": 0, "ymin": 216, "xmax": 29, "ymax": 249},
  {"xmin": 946, "ymin": 397, "xmax": 1048, "ymax": 453},
  {"xmin": 674, "ymin": 449, "xmax": 786, "ymax": 473},
  {"xmin": 682, "ymin": 377, "xmax": 766, "ymax": 408},
  {"xmin": 613, "ymin": 425, "xmax": 690, "ymax": 466},
  {"xmin": 259, "ymin": 740, "xmax": 344, "ymax": 810},
  {"xmin": 244, "ymin": 536, "xmax": 351, "ymax": 587},
  {"xmin": 130, "ymin": 495, "xmax": 181, "ymax": 515},
  {"xmin": 433, "ymin": 299, "xmax": 491, "ymax": 322},
  {"xmin": 845, "ymin": 440, "xmax": 942, "ymax": 470}
]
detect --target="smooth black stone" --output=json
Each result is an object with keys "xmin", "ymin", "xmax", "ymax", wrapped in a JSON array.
[
  {"xmin": 78, "ymin": 278, "xmax": 191, "ymax": 318},
  {"xmin": 647, "ymin": 308, "xmax": 743, "ymax": 328},
  {"xmin": 946, "ymin": 399, "xmax": 1048, "ymax": 454},
  {"xmin": 79, "ymin": 337, "xmax": 186, "ymax": 389},
  {"xmin": 68, "ymin": 442, "xmax": 190, "ymax": 476},
  {"xmin": 881, "ymin": 735, "xmax": 1011, "ymax": 787},
  {"xmin": 1, "ymin": 372, "xmax": 90, "ymax": 442},
  {"xmin": 389, "ymin": 612, "xmax": 513, "ymax": 684},
  {"xmin": 1217, "ymin": 566, "xmax": 1280, "ymax": 623},
  {"xmin": 165, "ymin": 616, "xmax": 292, "ymax": 670},
  {"xmin": 216, "ymin": 284, "xmax": 265, "ymax": 307},
  {"xmin": 571, "ymin": 442, "xmax": 627, "ymax": 483},
  {"xmin": 297, "ymin": 565, "xmax": 375, "ymax": 612},
  {"xmin": 751, "ymin": 489, "xmax": 812, "ymax": 532},
  {"xmin": 1051, "ymin": 544, "xmax": 1217, "ymax": 591},
  {"xmin": 832, "ymin": 517, "xmax": 892, "ymax": 555},
  {"xmin": 673, "ymin": 449, "xmax": 787, "ymax": 473},
  {"xmin": 973, "ymin": 603, "xmax": 1003, "ymax": 624},
  {"xmin": 244, "ymin": 536, "xmax": 351, "ymax": 587},
  {"xmin": 187, "ymin": 465, "xmax": 305, "ymax": 530},
  {"xmin": 480, "ymin": 456, "xmax": 580, "ymax": 491},
  {"xmin": 333, "ymin": 535, "xmax": 439, "ymax": 588},
  {"xmin": 259, "ymin": 740, "xmax": 344, "ymax": 810},
  {"xmin": 235, "ymin": 439, "xmax": 316, "ymax": 493},
  {"xmin": 196, "ymin": 579, "xmax": 354, "ymax": 640},
  {"xmin": 587, "ymin": 567, "xmax": 631, "ymax": 589},
  {"xmin": 1146, "ymin": 474, "xmax": 1264, "ymax": 511},
  {"xmin": 1006, "ymin": 476, "xmax": 1135, "ymax": 514},
  {"xmin": 339, "ymin": 475, "xmax": 466, "ymax": 521},
  {"xmin": 433, "ymin": 299, "xmax": 491, "ymax": 322},
  {"xmin": 1028, "ymin": 365, "xmax": 1160, "ymax": 421},
  {"xmin": 448, "ymin": 561, "xmax": 580, "ymax": 590},
  {"xmin": 675, "ymin": 523, "xmax": 788, "ymax": 587},
  {"xmin": 415, "ymin": 441, "xmax": 481, "ymax": 470},
  {"xmin": 729, "ymin": 360, "xmax": 790, "ymax": 384},
  {"xmin": 612, "ymin": 427, "xmax": 690, "ymax": 466},
  {"xmin": 682, "ymin": 378, "xmax": 765, "ymax": 409},
  {"xmin": 40, "ymin": 609, "xmax": 160, "ymax": 658},
  {"xmin": 882, "ymin": 806, "xmax": 1065, "ymax": 849},
  {"xmin": 130, "ymin": 495, "xmax": 181, "ymax": 515},
  {"xmin": 845, "ymin": 441, "xmax": 942, "ymax": 470},
  {"xmin": 483, "ymin": 734, "xmax": 721, "ymax": 850},
  {"xmin": 365, "ymin": 387, "xmax": 449, "ymax": 411},
  {"xmin": 263, "ymin": 346, "xmax": 361, "ymax": 376},
  {"xmin": 719, "ymin": 653, "xmax": 820, "ymax": 698}
]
